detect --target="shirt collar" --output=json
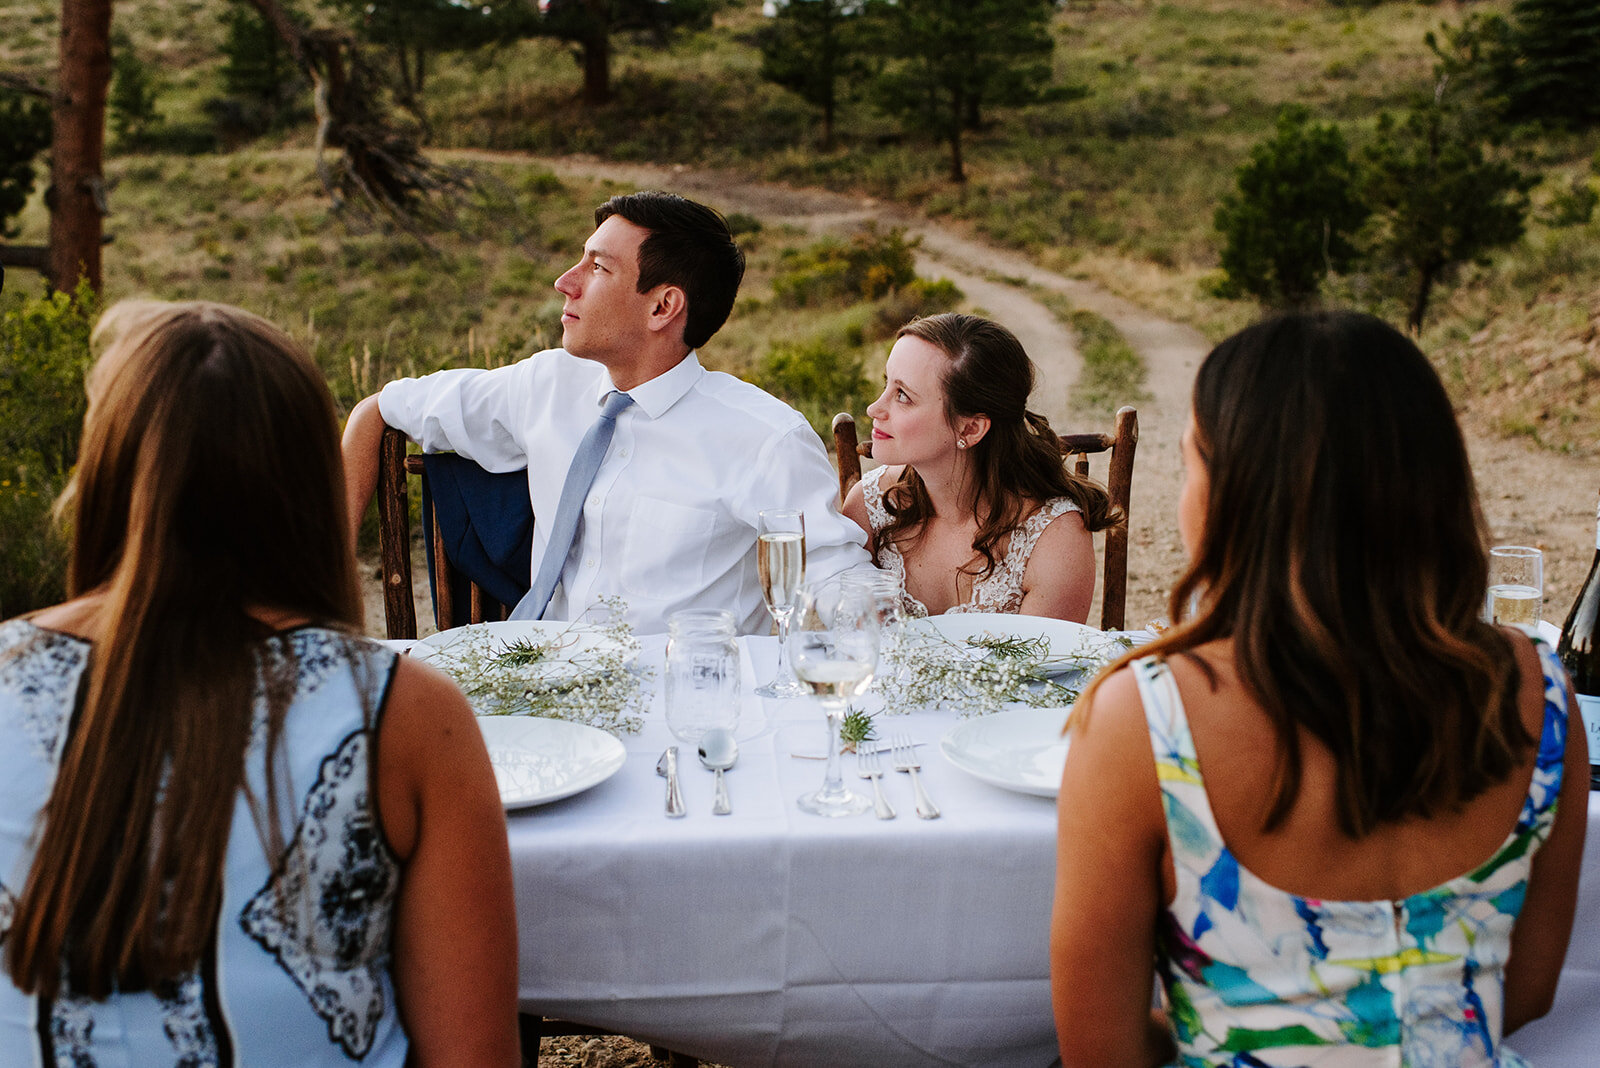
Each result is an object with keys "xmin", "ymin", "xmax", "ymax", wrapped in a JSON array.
[{"xmin": 597, "ymin": 351, "xmax": 703, "ymax": 419}]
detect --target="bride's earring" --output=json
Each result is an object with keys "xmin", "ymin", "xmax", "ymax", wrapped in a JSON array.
[{"xmin": 956, "ymin": 438, "xmax": 966, "ymax": 449}]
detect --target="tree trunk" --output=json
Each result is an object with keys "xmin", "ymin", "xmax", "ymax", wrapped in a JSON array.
[
  {"xmin": 1407, "ymin": 261, "xmax": 1439, "ymax": 335},
  {"xmin": 821, "ymin": 93, "xmax": 835, "ymax": 153},
  {"xmin": 49, "ymin": 0, "xmax": 112, "ymax": 295},
  {"xmin": 582, "ymin": 0, "xmax": 610, "ymax": 106},
  {"xmin": 947, "ymin": 92, "xmax": 965, "ymax": 184}
]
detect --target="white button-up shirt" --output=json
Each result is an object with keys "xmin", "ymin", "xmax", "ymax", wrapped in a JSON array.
[{"xmin": 379, "ymin": 349, "xmax": 871, "ymax": 635}]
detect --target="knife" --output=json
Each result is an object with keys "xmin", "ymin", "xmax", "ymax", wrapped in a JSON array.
[{"xmin": 656, "ymin": 747, "xmax": 686, "ymax": 818}]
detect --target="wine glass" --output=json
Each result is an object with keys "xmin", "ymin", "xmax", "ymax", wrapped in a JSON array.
[
  {"xmin": 754, "ymin": 508, "xmax": 809, "ymax": 698},
  {"xmin": 842, "ymin": 570, "xmax": 907, "ymax": 686},
  {"xmin": 793, "ymin": 579, "xmax": 878, "ymax": 817}
]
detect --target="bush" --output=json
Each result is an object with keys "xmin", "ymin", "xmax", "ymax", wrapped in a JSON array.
[
  {"xmin": 0, "ymin": 284, "xmax": 96, "ymax": 617},
  {"xmin": 868, "ymin": 277, "xmax": 964, "ymax": 338},
  {"xmin": 771, "ymin": 225, "xmax": 919, "ymax": 307},
  {"xmin": 1213, "ymin": 105, "xmax": 1369, "ymax": 307},
  {"xmin": 751, "ymin": 335, "xmax": 874, "ymax": 441}
]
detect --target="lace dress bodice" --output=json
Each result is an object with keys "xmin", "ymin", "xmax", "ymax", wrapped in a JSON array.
[
  {"xmin": 0, "ymin": 619, "xmax": 410, "ymax": 1067},
  {"xmin": 860, "ymin": 464, "xmax": 1082, "ymax": 617}
]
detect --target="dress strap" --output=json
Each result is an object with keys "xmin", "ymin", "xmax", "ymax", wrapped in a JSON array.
[
  {"xmin": 1133, "ymin": 657, "xmax": 1226, "ymax": 860},
  {"xmin": 1520, "ymin": 635, "xmax": 1570, "ymax": 829},
  {"xmin": 860, "ymin": 464, "xmax": 891, "ymax": 531}
]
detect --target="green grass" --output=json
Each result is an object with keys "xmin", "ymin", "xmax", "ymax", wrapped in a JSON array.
[{"xmin": 4, "ymin": 0, "xmax": 1598, "ymax": 453}]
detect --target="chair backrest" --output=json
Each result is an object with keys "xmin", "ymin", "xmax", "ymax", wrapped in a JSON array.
[
  {"xmin": 831, "ymin": 407, "xmax": 1139, "ymax": 631},
  {"xmin": 376, "ymin": 425, "xmax": 508, "ymax": 640}
]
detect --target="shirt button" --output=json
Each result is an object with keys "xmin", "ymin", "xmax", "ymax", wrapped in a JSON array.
[
  {"xmin": 618, "ymin": 448, "xmax": 630, "ymax": 459},
  {"xmin": 585, "ymin": 560, "xmax": 597, "ymax": 569}
]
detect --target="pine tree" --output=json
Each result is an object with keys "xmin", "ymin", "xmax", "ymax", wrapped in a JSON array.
[
  {"xmin": 759, "ymin": 0, "xmax": 871, "ymax": 151},
  {"xmin": 1213, "ymin": 106, "xmax": 1369, "ymax": 308},
  {"xmin": 0, "ymin": 93, "xmax": 51, "ymax": 239},
  {"xmin": 1361, "ymin": 84, "xmax": 1535, "ymax": 332},
  {"xmin": 870, "ymin": 0, "xmax": 1055, "ymax": 184},
  {"xmin": 1502, "ymin": 0, "xmax": 1600, "ymax": 127}
]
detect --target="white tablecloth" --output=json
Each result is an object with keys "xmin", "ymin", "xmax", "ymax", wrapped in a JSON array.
[
  {"xmin": 493, "ymin": 634, "xmax": 1600, "ymax": 1067},
  {"xmin": 510, "ymin": 634, "xmax": 1060, "ymax": 1066}
]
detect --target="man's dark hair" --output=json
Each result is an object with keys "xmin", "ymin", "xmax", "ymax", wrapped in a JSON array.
[{"xmin": 595, "ymin": 191, "xmax": 746, "ymax": 350}]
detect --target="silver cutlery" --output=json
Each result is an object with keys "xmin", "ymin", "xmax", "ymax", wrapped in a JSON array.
[
  {"xmin": 892, "ymin": 732, "xmax": 940, "ymax": 820},
  {"xmin": 790, "ymin": 741, "xmax": 924, "ymax": 760},
  {"xmin": 857, "ymin": 746, "xmax": 896, "ymax": 820},
  {"xmin": 656, "ymin": 747, "xmax": 686, "ymax": 818},
  {"xmin": 697, "ymin": 728, "xmax": 738, "ymax": 816}
]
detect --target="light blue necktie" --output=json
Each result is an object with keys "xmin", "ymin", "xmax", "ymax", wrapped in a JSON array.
[{"xmin": 511, "ymin": 390, "xmax": 635, "ymax": 621}]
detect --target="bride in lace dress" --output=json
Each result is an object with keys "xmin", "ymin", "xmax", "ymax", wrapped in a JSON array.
[{"xmin": 842, "ymin": 313, "xmax": 1121, "ymax": 622}]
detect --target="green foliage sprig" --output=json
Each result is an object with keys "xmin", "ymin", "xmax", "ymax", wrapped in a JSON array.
[
  {"xmin": 876, "ymin": 626, "xmax": 1131, "ymax": 717},
  {"xmin": 417, "ymin": 597, "xmax": 650, "ymax": 734}
]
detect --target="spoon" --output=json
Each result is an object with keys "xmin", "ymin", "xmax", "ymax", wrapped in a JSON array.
[
  {"xmin": 697, "ymin": 728, "xmax": 738, "ymax": 816},
  {"xmin": 656, "ymin": 747, "xmax": 686, "ymax": 818}
]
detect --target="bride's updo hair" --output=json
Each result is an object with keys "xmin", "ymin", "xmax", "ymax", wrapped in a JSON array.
[{"xmin": 876, "ymin": 313, "xmax": 1121, "ymax": 576}]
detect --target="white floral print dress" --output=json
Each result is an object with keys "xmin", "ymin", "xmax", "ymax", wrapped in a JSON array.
[{"xmin": 1134, "ymin": 639, "xmax": 1569, "ymax": 1066}]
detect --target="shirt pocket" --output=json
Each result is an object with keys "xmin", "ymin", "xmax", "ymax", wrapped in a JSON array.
[{"xmin": 619, "ymin": 497, "xmax": 718, "ymax": 601}]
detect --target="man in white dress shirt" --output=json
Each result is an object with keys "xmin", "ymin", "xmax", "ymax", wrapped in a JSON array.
[{"xmin": 341, "ymin": 190, "xmax": 870, "ymax": 634}]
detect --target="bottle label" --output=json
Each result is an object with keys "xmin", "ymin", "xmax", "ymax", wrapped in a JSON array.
[{"xmin": 1579, "ymin": 693, "xmax": 1600, "ymax": 768}]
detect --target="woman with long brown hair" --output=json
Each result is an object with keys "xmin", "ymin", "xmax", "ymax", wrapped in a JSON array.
[
  {"xmin": 1050, "ymin": 310, "xmax": 1585, "ymax": 1065},
  {"xmin": 843, "ymin": 312, "xmax": 1120, "ymax": 622},
  {"xmin": 0, "ymin": 301, "xmax": 518, "ymax": 1066}
]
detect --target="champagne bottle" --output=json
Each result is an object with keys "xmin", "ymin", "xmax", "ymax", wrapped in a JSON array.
[{"xmin": 1556, "ymin": 492, "xmax": 1600, "ymax": 789}]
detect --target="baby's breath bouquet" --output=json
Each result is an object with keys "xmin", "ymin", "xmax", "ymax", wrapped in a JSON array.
[
  {"xmin": 876, "ymin": 626, "xmax": 1131, "ymax": 717},
  {"xmin": 420, "ymin": 597, "xmax": 650, "ymax": 735}
]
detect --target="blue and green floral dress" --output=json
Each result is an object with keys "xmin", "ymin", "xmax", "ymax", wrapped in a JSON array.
[{"xmin": 1134, "ymin": 638, "xmax": 1569, "ymax": 1067}]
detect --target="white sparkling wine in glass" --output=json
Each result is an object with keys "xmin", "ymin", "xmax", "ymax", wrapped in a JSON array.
[
  {"xmin": 1489, "ymin": 583, "xmax": 1541, "ymax": 627},
  {"xmin": 793, "ymin": 656, "xmax": 873, "ymax": 700},
  {"xmin": 759, "ymin": 531, "xmax": 806, "ymax": 613}
]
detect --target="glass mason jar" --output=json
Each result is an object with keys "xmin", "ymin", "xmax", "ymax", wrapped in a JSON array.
[{"xmin": 664, "ymin": 608, "xmax": 741, "ymax": 742}]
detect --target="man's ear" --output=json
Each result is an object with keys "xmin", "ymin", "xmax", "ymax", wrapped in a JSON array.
[{"xmin": 645, "ymin": 284, "xmax": 688, "ymax": 336}]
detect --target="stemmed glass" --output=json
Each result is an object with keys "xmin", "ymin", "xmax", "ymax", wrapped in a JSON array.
[
  {"xmin": 793, "ymin": 579, "xmax": 878, "ymax": 817},
  {"xmin": 754, "ymin": 508, "xmax": 809, "ymax": 698},
  {"xmin": 843, "ymin": 570, "xmax": 907, "ymax": 686}
]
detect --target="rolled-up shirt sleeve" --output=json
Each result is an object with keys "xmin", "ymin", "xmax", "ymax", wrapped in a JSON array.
[{"xmin": 378, "ymin": 365, "xmax": 530, "ymax": 474}]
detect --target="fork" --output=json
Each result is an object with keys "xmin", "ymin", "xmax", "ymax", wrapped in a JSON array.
[
  {"xmin": 892, "ymin": 733, "xmax": 941, "ymax": 820},
  {"xmin": 857, "ymin": 745, "xmax": 896, "ymax": 820}
]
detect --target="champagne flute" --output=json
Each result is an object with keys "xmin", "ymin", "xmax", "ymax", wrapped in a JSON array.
[
  {"xmin": 755, "ymin": 508, "xmax": 809, "ymax": 698},
  {"xmin": 793, "ymin": 579, "xmax": 878, "ymax": 817}
]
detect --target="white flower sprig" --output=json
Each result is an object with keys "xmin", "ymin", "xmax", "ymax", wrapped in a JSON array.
[
  {"xmin": 875, "ymin": 625, "xmax": 1131, "ymax": 717},
  {"xmin": 422, "ymin": 597, "xmax": 650, "ymax": 735}
]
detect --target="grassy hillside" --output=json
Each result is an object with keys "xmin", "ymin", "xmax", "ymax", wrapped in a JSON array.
[{"xmin": 3, "ymin": 0, "xmax": 1597, "ymax": 454}]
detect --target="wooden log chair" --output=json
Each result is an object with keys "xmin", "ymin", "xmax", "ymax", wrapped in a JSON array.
[
  {"xmin": 830, "ymin": 406, "xmax": 1139, "ymax": 631},
  {"xmin": 377, "ymin": 429, "xmax": 700, "ymax": 1067}
]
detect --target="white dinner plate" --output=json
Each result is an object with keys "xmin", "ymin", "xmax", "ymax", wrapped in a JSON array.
[
  {"xmin": 906, "ymin": 612, "xmax": 1122, "ymax": 673},
  {"xmin": 412, "ymin": 620, "xmax": 637, "ymax": 711},
  {"xmin": 476, "ymin": 716, "xmax": 627, "ymax": 809},
  {"xmin": 940, "ymin": 704, "xmax": 1073, "ymax": 798}
]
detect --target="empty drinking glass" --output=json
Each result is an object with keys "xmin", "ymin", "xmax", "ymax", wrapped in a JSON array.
[{"xmin": 664, "ymin": 609, "xmax": 741, "ymax": 742}]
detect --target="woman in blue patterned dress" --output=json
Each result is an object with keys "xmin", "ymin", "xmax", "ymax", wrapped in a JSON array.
[
  {"xmin": 0, "ymin": 301, "xmax": 519, "ymax": 1066},
  {"xmin": 1050, "ymin": 310, "xmax": 1586, "ymax": 1066}
]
